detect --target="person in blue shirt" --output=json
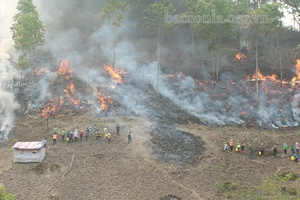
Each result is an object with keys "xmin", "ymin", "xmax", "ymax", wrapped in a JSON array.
[
  {"xmin": 116, "ymin": 124, "xmax": 120, "ymax": 135},
  {"xmin": 293, "ymin": 153, "xmax": 299, "ymax": 164}
]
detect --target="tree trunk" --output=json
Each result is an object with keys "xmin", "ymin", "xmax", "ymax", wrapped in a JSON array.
[
  {"xmin": 156, "ymin": 27, "xmax": 161, "ymax": 96},
  {"xmin": 255, "ymin": 39, "xmax": 259, "ymax": 102},
  {"xmin": 216, "ymin": 52, "xmax": 219, "ymax": 82},
  {"xmin": 20, "ymin": 69, "xmax": 23, "ymax": 88},
  {"xmin": 277, "ymin": 33, "xmax": 283, "ymax": 87},
  {"xmin": 113, "ymin": 26, "xmax": 116, "ymax": 70},
  {"xmin": 211, "ymin": 50, "xmax": 215, "ymax": 82},
  {"xmin": 191, "ymin": 30, "xmax": 194, "ymax": 57}
]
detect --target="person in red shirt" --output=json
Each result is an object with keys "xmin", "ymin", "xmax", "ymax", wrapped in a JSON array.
[{"xmin": 80, "ymin": 130, "xmax": 84, "ymax": 142}]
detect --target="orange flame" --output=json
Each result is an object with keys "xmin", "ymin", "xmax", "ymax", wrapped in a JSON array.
[
  {"xmin": 291, "ymin": 59, "xmax": 300, "ymax": 84},
  {"xmin": 246, "ymin": 69, "xmax": 278, "ymax": 81},
  {"xmin": 234, "ymin": 53, "xmax": 246, "ymax": 60},
  {"xmin": 35, "ymin": 67, "xmax": 49, "ymax": 76},
  {"xmin": 95, "ymin": 88, "xmax": 113, "ymax": 111},
  {"xmin": 57, "ymin": 59, "xmax": 74, "ymax": 80},
  {"xmin": 97, "ymin": 95, "xmax": 113, "ymax": 111},
  {"xmin": 64, "ymin": 82, "xmax": 81, "ymax": 105},
  {"xmin": 104, "ymin": 65, "xmax": 124, "ymax": 83},
  {"xmin": 39, "ymin": 97, "xmax": 64, "ymax": 119}
]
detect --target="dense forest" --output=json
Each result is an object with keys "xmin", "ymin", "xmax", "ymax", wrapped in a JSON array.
[{"xmin": 12, "ymin": 0, "xmax": 300, "ymax": 81}]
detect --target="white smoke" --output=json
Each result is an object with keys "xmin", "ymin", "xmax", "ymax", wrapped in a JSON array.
[{"xmin": 0, "ymin": 0, "xmax": 20, "ymax": 138}]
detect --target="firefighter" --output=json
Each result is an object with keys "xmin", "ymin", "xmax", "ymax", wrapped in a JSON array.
[
  {"xmin": 52, "ymin": 133, "xmax": 58, "ymax": 145},
  {"xmin": 229, "ymin": 139, "xmax": 234, "ymax": 152}
]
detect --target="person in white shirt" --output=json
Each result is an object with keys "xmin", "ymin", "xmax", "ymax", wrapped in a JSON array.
[
  {"xmin": 74, "ymin": 129, "xmax": 79, "ymax": 142},
  {"xmin": 107, "ymin": 132, "xmax": 111, "ymax": 144}
]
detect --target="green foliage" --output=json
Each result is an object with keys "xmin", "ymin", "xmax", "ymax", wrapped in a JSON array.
[
  {"xmin": 16, "ymin": 53, "xmax": 30, "ymax": 70},
  {"xmin": 192, "ymin": 0, "xmax": 237, "ymax": 49},
  {"xmin": 224, "ymin": 177, "xmax": 300, "ymax": 200},
  {"xmin": 10, "ymin": 0, "xmax": 45, "ymax": 70},
  {"xmin": 217, "ymin": 181, "xmax": 238, "ymax": 193},
  {"xmin": 249, "ymin": 3, "xmax": 283, "ymax": 35},
  {"xmin": 102, "ymin": 0, "xmax": 129, "ymax": 27},
  {"xmin": 233, "ymin": 0, "xmax": 251, "ymax": 15},
  {"xmin": 0, "ymin": 185, "xmax": 16, "ymax": 200},
  {"xmin": 144, "ymin": 2, "xmax": 176, "ymax": 31}
]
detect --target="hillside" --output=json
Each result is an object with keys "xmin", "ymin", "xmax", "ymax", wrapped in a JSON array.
[{"xmin": 0, "ymin": 113, "xmax": 300, "ymax": 200}]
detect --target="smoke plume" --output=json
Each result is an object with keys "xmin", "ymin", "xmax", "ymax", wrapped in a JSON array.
[{"xmin": 0, "ymin": 0, "xmax": 20, "ymax": 138}]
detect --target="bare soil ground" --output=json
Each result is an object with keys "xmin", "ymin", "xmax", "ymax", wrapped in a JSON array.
[{"xmin": 0, "ymin": 112, "xmax": 300, "ymax": 200}]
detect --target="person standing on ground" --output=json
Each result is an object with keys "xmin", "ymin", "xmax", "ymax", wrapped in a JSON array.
[
  {"xmin": 116, "ymin": 124, "xmax": 120, "ymax": 135},
  {"xmin": 260, "ymin": 143, "xmax": 265, "ymax": 156},
  {"xmin": 241, "ymin": 143, "xmax": 245, "ymax": 154},
  {"xmin": 52, "ymin": 133, "xmax": 58, "ymax": 145},
  {"xmin": 104, "ymin": 127, "xmax": 108, "ymax": 134},
  {"xmin": 229, "ymin": 139, "xmax": 234, "ymax": 152},
  {"xmin": 66, "ymin": 130, "xmax": 70, "ymax": 142},
  {"xmin": 290, "ymin": 145, "xmax": 295, "ymax": 155},
  {"xmin": 283, "ymin": 143, "xmax": 288, "ymax": 155},
  {"xmin": 295, "ymin": 142, "xmax": 299, "ymax": 155},
  {"xmin": 74, "ymin": 129, "xmax": 79, "ymax": 142},
  {"xmin": 80, "ymin": 130, "xmax": 84, "ymax": 142},
  {"xmin": 89, "ymin": 127, "xmax": 93, "ymax": 137},
  {"xmin": 85, "ymin": 129, "xmax": 89, "ymax": 141},
  {"xmin": 69, "ymin": 131, "xmax": 74, "ymax": 143},
  {"xmin": 128, "ymin": 131, "xmax": 132, "ymax": 144},
  {"xmin": 223, "ymin": 142, "xmax": 228, "ymax": 153},
  {"xmin": 249, "ymin": 145, "xmax": 254, "ymax": 159},
  {"xmin": 236, "ymin": 140, "xmax": 241, "ymax": 153},
  {"xmin": 107, "ymin": 131, "xmax": 111, "ymax": 144},
  {"xmin": 273, "ymin": 145, "xmax": 277, "ymax": 158},
  {"xmin": 95, "ymin": 130, "xmax": 101, "ymax": 140},
  {"xmin": 61, "ymin": 128, "xmax": 66, "ymax": 141},
  {"xmin": 293, "ymin": 153, "xmax": 299, "ymax": 164}
]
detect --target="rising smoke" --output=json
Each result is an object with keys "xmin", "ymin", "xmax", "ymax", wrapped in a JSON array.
[
  {"xmin": 0, "ymin": 0, "xmax": 20, "ymax": 138},
  {"xmin": 1, "ymin": 0, "xmax": 300, "ymax": 143}
]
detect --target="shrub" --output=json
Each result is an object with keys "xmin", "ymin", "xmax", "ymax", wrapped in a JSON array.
[{"xmin": 0, "ymin": 185, "xmax": 16, "ymax": 200}]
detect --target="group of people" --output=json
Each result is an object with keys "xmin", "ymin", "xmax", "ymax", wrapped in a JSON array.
[
  {"xmin": 223, "ymin": 140, "xmax": 299, "ymax": 164},
  {"xmin": 51, "ymin": 123, "xmax": 132, "ymax": 145}
]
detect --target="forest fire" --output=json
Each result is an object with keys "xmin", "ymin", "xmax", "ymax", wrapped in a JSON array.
[
  {"xmin": 234, "ymin": 53, "xmax": 246, "ymax": 60},
  {"xmin": 34, "ymin": 67, "xmax": 49, "ymax": 76},
  {"xmin": 39, "ymin": 83, "xmax": 88, "ymax": 119},
  {"xmin": 291, "ymin": 59, "xmax": 300, "ymax": 84},
  {"xmin": 97, "ymin": 95, "xmax": 113, "ymax": 111},
  {"xmin": 246, "ymin": 69, "xmax": 278, "ymax": 82},
  {"xmin": 36, "ymin": 58, "xmax": 300, "ymax": 128},
  {"xmin": 64, "ymin": 83, "xmax": 80, "ymax": 105},
  {"xmin": 39, "ymin": 97, "xmax": 64, "ymax": 119},
  {"xmin": 94, "ymin": 87, "xmax": 113, "ymax": 111},
  {"xmin": 57, "ymin": 59, "xmax": 73, "ymax": 80},
  {"xmin": 64, "ymin": 82, "xmax": 81, "ymax": 105},
  {"xmin": 103, "ymin": 65, "xmax": 125, "ymax": 83}
]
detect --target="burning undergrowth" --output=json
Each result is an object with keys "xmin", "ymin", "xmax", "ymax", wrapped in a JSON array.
[
  {"xmin": 12, "ymin": 57, "xmax": 300, "ymax": 164},
  {"xmin": 156, "ymin": 59, "xmax": 300, "ymax": 129}
]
